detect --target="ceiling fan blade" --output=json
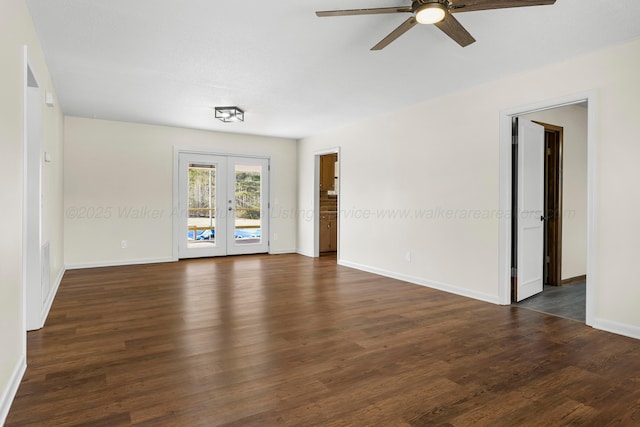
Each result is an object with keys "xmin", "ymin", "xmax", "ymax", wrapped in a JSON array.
[
  {"xmin": 316, "ymin": 7, "xmax": 412, "ymax": 17},
  {"xmin": 371, "ymin": 17, "xmax": 418, "ymax": 51},
  {"xmin": 449, "ymin": 0, "xmax": 556, "ymax": 13},
  {"xmin": 434, "ymin": 12, "xmax": 476, "ymax": 47}
]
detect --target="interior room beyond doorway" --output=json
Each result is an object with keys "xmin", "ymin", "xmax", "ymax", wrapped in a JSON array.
[{"xmin": 318, "ymin": 152, "xmax": 338, "ymax": 255}]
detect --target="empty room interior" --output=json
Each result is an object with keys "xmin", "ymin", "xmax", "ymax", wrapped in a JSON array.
[{"xmin": 3, "ymin": 0, "xmax": 640, "ymax": 425}]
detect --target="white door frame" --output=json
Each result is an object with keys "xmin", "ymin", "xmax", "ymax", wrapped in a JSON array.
[
  {"xmin": 498, "ymin": 91, "xmax": 597, "ymax": 326},
  {"xmin": 172, "ymin": 147, "xmax": 271, "ymax": 260},
  {"xmin": 23, "ymin": 46, "xmax": 44, "ymax": 331},
  {"xmin": 313, "ymin": 147, "xmax": 340, "ymax": 258}
]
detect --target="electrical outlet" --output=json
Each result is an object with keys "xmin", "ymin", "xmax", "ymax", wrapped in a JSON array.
[
  {"xmin": 405, "ymin": 251, "xmax": 411, "ymax": 262},
  {"xmin": 121, "ymin": 240, "xmax": 127, "ymax": 249},
  {"xmin": 274, "ymin": 232, "xmax": 279, "ymax": 241}
]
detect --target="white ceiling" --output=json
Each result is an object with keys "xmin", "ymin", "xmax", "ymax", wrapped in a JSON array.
[{"xmin": 26, "ymin": 0, "xmax": 640, "ymax": 139}]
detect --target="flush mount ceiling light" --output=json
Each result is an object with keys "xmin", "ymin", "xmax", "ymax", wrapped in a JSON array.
[
  {"xmin": 415, "ymin": 2, "xmax": 446, "ymax": 24},
  {"xmin": 214, "ymin": 106, "xmax": 244, "ymax": 123}
]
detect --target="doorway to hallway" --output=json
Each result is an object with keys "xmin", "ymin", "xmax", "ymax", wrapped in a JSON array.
[{"xmin": 509, "ymin": 102, "xmax": 589, "ymax": 322}]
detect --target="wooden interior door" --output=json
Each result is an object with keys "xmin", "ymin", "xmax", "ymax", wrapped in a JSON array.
[{"xmin": 537, "ymin": 122, "xmax": 563, "ymax": 286}]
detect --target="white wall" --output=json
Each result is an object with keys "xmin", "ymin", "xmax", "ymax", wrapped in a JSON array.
[
  {"xmin": 522, "ymin": 105, "xmax": 588, "ymax": 281},
  {"xmin": 298, "ymin": 38, "xmax": 640, "ymax": 336},
  {"xmin": 64, "ymin": 117, "xmax": 297, "ymax": 267},
  {"xmin": 0, "ymin": 0, "xmax": 64, "ymax": 422}
]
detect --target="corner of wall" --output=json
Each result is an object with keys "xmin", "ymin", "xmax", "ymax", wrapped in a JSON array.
[{"xmin": 0, "ymin": 355, "xmax": 26, "ymax": 426}]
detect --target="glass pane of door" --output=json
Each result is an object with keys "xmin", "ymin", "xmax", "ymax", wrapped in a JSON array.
[
  {"xmin": 233, "ymin": 164, "xmax": 262, "ymax": 245},
  {"xmin": 187, "ymin": 163, "xmax": 217, "ymax": 248}
]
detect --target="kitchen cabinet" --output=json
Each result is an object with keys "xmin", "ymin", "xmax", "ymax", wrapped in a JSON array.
[
  {"xmin": 320, "ymin": 153, "xmax": 337, "ymax": 191},
  {"xmin": 319, "ymin": 212, "xmax": 337, "ymax": 252}
]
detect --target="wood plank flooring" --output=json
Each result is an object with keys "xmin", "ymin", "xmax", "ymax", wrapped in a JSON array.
[{"xmin": 6, "ymin": 254, "xmax": 640, "ymax": 426}]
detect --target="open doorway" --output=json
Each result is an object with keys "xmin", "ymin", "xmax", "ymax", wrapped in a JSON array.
[
  {"xmin": 511, "ymin": 103, "xmax": 588, "ymax": 321},
  {"xmin": 498, "ymin": 92, "xmax": 596, "ymax": 327},
  {"xmin": 315, "ymin": 151, "xmax": 339, "ymax": 258}
]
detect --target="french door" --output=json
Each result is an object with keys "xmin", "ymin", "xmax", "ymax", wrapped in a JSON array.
[{"xmin": 177, "ymin": 153, "xmax": 269, "ymax": 258}]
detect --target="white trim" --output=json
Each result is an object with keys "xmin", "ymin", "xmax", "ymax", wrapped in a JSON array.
[
  {"xmin": 498, "ymin": 112, "xmax": 512, "ymax": 305},
  {"xmin": 338, "ymin": 259, "xmax": 500, "ymax": 305},
  {"xmin": 313, "ymin": 155, "xmax": 320, "ymax": 258},
  {"xmin": 585, "ymin": 98, "xmax": 598, "ymax": 325},
  {"xmin": 22, "ymin": 45, "xmax": 28, "ymax": 354},
  {"xmin": 498, "ymin": 91, "xmax": 598, "ymax": 328},
  {"xmin": 24, "ymin": 46, "xmax": 45, "ymax": 333},
  {"xmin": 592, "ymin": 318, "xmax": 640, "ymax": 340},
  {"xmin": 172, "ymin": 147, "xmax": 180, "ymax": 260},
  {"xmin": 36, "ymin": 267, "xmax": 65, "ymax": 329},
  {"xmin": 269, "ymin": 248, "xmax": 297, "ymax": 255},
  {"xmin": 0, "ymin": 355, "xmax": 26, "ymax": 425},
  {"xmin": 66, "ymin": 257, "xmax": 175, "ymax": 270},
  {"xmin": 312, "ymin": 147, "xmax": 341, "ymax": 156},
  {"xmin": 29, "ymin": 267, "xmax": 66, "ymax": 330},
  {"xmin": 313, "ymin": 147, "xmax": 341, "ymax": 258},
  {"xmin": 173, "ymin": 145, "xmax": 272, "ymax": 160}
]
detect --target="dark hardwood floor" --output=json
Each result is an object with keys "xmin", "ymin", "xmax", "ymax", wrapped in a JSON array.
[{"xmin": 7, "ymin": 254, "xmax": 640, "ymax": 426}]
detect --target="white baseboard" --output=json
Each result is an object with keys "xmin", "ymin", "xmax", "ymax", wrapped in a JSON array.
[
  {"xmin": 296, "ymin": 249, "xmax": 315, "ymax": 258},
  {"xmin": 269, "ymin": 248, "xmax": 297, "ymax": 255},
  {"xmin": 337, "ymin": 259, "xmax": 501, "ymax": 305},
  {"xmin": 592, "ymin": 317, "xmax": 640, "ymax": 340},
  {"xmin": 0, "ymin": 355, "xmax": 26, "ymax": 425},
  {"xmin": 337, "ymin": 258, "xmax": 640, "ymax": 340},
  {"xmin": 35, "ymin": 266, "xmax": 65, "ymax": 330},
  {"xmin": 66, "ymin": 257, "xmax": 175, "ymax": 270}
]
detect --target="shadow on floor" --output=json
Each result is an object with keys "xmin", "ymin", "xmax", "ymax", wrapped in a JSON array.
[{"xmin": 515, "ymin": 281, "xmax": 586, "ymax": 322}]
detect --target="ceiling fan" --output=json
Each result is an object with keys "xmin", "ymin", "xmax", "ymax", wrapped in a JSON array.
[{"xmin": 316, "ymin": 0, "xmax": 556, "ymax": 50}]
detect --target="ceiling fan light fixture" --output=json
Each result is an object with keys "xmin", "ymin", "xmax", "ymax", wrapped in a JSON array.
[{"xmin": 415, "ymin": 3, "xmax": 446, "ymax": 25}]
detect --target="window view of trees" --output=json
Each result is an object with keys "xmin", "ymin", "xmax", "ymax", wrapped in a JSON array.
[
  {"xmin": 189, "ymin": 166, "xmax": 215, "ymax": 218},
  {"xmin": 188, "ymin": 166, "xmax": 216, "ymax": 242},
  {"xmin": 235, "ymin": 171, "xmax": 261, "ymax": 220},
  {"xmin": 187, "ymin": 165, "xmax": 262, "ymax": 243}
]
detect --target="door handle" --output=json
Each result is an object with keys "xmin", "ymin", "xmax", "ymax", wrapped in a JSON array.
[{"xmin": 540, "ymin": 215, "xmax": 549, "ymax": 221}]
